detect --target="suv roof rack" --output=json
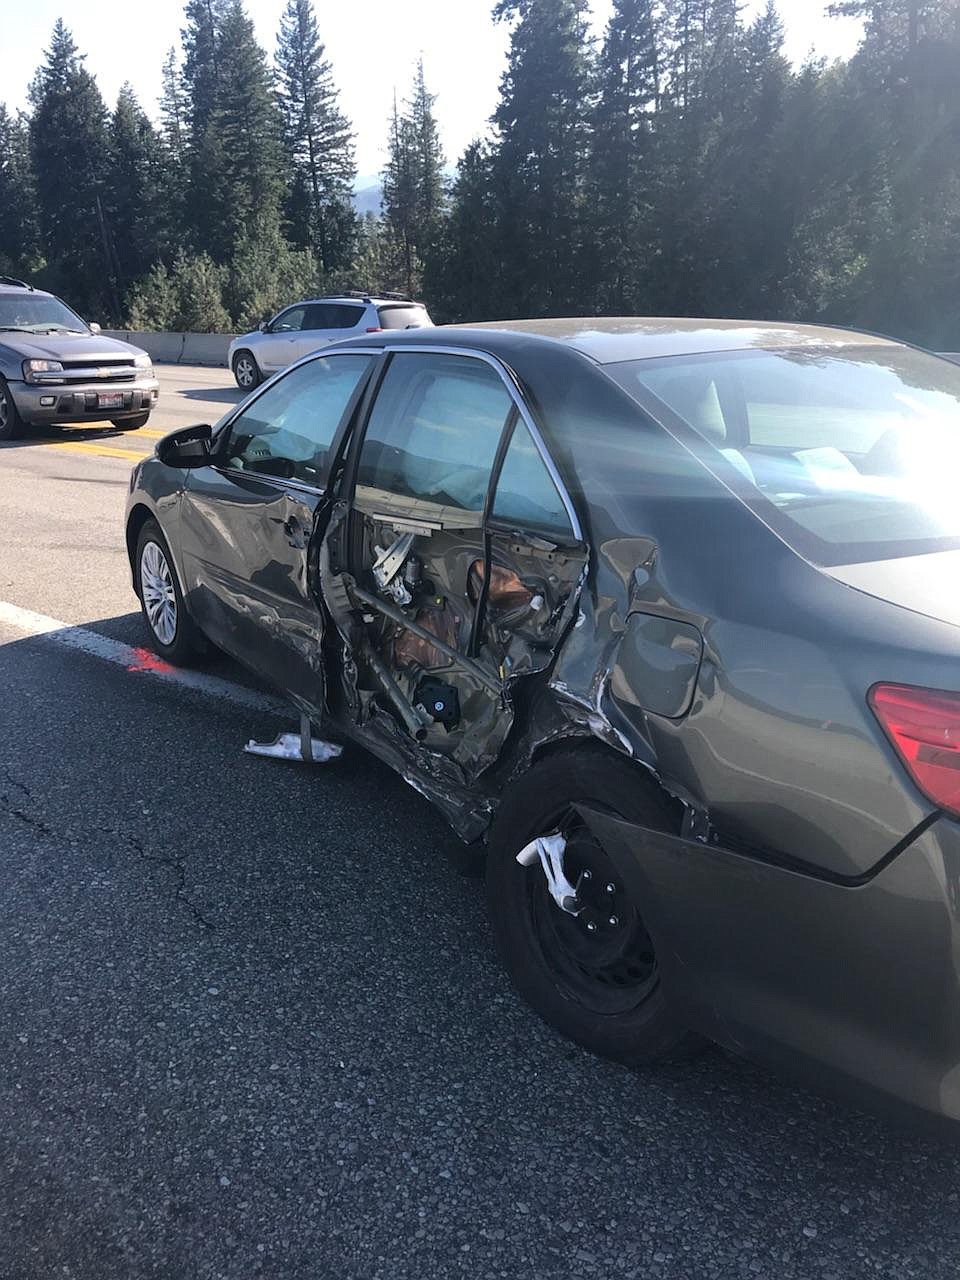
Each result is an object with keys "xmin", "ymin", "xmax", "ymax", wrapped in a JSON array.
[
  {"xmin": 330, "ymin": 289, "xmax": 418, "ymax": 304},
  {"xmin": 0, "ymin": 275, "xmax": 33, "ymax": 291}
]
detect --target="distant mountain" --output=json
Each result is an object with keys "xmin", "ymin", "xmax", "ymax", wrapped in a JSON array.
[
  {"xmin": 352, "ymin": 180, "xmax": 383, "ymax": 216},
  {"xmin": 351, "ymin": 165, "xmax": 455, "ymax": 217}
]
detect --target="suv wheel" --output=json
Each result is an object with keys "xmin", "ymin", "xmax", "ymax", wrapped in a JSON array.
[
  {"xmin": 0, "ymin": 375, "xmax": 26, "ymax": 441},
  {"xmin": 232, "ymin": 350, "xmax": 262, "ymax": 391}
]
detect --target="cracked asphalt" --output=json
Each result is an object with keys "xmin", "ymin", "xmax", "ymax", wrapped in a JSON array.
[{"xmin": 3, "ymin": 367, "xmax": 960, "ymax": 1279}]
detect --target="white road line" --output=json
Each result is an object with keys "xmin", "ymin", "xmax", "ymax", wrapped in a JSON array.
[{"xmin": 0, "ymin": 599, "xmax": 285, "ymax": 714}]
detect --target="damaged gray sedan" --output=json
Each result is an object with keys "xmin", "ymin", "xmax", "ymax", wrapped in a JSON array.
[{"xmin": 126, "ymin": 319, "xmax": 960, "ymax": 1128}]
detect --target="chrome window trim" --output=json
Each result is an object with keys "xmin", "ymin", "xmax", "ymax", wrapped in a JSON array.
[{"xmin": 375, "ymin": 343, "xmax": 584, "ymax": 542}]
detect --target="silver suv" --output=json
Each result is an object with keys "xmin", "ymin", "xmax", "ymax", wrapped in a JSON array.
[
  {"xmin": 0, "ymin": 277, "xmax": 159, "ymax": 441},
  {"xmin": 227, "ymin": 292, "xmax": 432, "ymax": 389}
]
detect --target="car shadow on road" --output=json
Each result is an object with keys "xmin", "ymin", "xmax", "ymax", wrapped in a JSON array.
[
  {"xmin": 178, "ymin": 386, "xmax": 244, "ymax": 404},
  {"xmin": 0, "ymin": 423, "xmax": 144, "ymax": 449}
]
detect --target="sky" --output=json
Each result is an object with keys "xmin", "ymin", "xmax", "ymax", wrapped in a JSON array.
[{"xmin": 3, "ymin": 0, "xmax": 865, "ymax": 179}]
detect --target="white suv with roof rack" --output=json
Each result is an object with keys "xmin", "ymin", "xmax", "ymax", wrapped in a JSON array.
[{"xmin": 227, "ymin": 292, "xmax": 433, "ymax": 389}]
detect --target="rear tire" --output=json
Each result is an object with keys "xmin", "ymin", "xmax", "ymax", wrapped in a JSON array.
[
  {"xmin": 135, "ymin": 519, "xmax": 206, "ymax": 666},
  {"xmin": 486, "ymin": 747, "xmax": 701, "ymax": 1065},
  {"xmin": 113, "ymin": 412, "xmax": 151, "ymax": 430},
  {"xmin": 232, "ymin": 350, "xmax": 262, "ymax": 391},
  {"xmin": 0, "ymin": 375, "xmax": 26, "ymax": 441}
]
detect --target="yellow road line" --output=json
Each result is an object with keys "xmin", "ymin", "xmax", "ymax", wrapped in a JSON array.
[{"xmin": 48, "ymin": 440, "xmax": 150, "ymax": 460}]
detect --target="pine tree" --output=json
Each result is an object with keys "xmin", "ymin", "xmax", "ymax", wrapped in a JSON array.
[
  {"xmin": 591, "ymin": 0, "xmax": 661, "ymax": 310},
  {"xmin": 28, "ymin": 20, "xmax": 113, "ymax": 316},
  {"xmin": 160, "ymin": 47, "xmax": 187, "ymax": 158},
  {"xmin": 106, "ymin": 84, "xmax": 179, "ymax": 301},
  {"xmin": 490, "ymin": 0, "xmax": 596, "ymax": 315},
  {"xmin": 0, "ymin": 106, "xmax": 40, "ymax": 275},
  {"xmin": 426, "ymin": 141, "xmax": 499, "ymax": 321},
  {"xmin": 381, "ymin": 61, "xmax": 448, "ymax": 298},
  {"xmin": 382, "ymin": 95, "xmax": 420, "ymax": 295},
  {"xmin": 275, "ymin": 0, "xmax": 356, "ymax": 274},
  {"xmin": 408, "ymin": 58, "xmax": 447, "ymax": 255},
  {"xmin": 185, "ymin": 0, "xmax": 289, "ymax": 265}
]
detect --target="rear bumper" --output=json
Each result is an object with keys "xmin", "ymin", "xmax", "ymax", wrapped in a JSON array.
[
  {"xmin": 580, "ymin": 805, "xmax": 960, "ymax": 1132},
  {"xmin": 10, "ymin": 377, "xmax": 159, "ymax": 424}
]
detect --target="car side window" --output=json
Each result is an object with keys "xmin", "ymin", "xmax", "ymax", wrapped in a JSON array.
[
  {"xmin": 304, "ymin": 303, "xmax": 365, "ymax": 330},
  {"xmin": 269, "ymin": 306, "xmax": 308, "ymax": 333},
  {"xmin": 223, "ymin": 354, "xmax": 371, "ymax": 486},
  {"xmin": 491, "ymin": 420, "xmax": 575, "ymax": 538},
  {"xmin": 356, "ymin": 353, "xmax": 513, "ymax": 514}
]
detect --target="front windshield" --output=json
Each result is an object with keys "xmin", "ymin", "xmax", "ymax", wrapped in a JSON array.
[
  {"xmin": 0, "ymin": 292, "xmax": 88, "ymax": 334},
  {"xmin": 609, "ymin": 345, "xmax": 960, "ymax": 565}
]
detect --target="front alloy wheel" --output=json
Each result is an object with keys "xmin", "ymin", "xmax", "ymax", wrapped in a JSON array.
[
  {"xmin": 232, "ymin": 350, "xmax": 261, "ymax": 390},
  {"xmin": 134, "ymin": 518, "xmax": 206, "ymax": 666},
  {"xmin": 139, "ymin": 539, "xmax": 178, "ymax": 646}
]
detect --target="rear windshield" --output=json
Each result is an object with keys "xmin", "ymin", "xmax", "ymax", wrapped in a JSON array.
[
  {"xmin": 377, "ymin": 305, "xmax": 429, "ymax": 330},
  {"xmin": 609, "ymin": 345, "xmax": 960, "ymax": 565}
]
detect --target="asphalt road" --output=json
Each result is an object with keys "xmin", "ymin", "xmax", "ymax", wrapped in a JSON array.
[{"xmin": 2, "ymin": 365, "xmax": 960, "ymax": 1279}]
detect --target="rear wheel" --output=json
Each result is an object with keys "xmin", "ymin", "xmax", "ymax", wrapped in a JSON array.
[
  {"xmin": 113, "ymin": 412, "xmax": 151, "ymax": 430},
  {"xmin": 486, "ymin": 748, "xmax": 700, "ymax": 1064},
  {"xmin": 135, "ymin": 519, "xmax": 206, "ymax": 666},
  {"xmin": 0, "ymin": 375, "xmax": 26, "ymax": 441},
  {"xmin": 232, "ymin": 350, "xmax": 262, "ymax": 391}
]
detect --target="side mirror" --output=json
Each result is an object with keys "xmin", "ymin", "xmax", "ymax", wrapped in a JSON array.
[
  {"xmin": 156, "ymin": 423, "xmax": 214, "ymax": 469},
  {"xmin": 258, "ymin": 319, "xmax": 270, "ymax": 332},
  {"xmin": 88, "ymin": 321, "xmax": 101, "ymax": 334}
]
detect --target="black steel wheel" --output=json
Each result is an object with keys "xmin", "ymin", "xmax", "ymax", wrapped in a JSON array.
[
  {"xmin": 486, "ymin": 748, "xmax": 701, "ymax": 1065},
  {"xmin": 526, "ymin": 815, "xmax": 659, "ymax": 1017}
]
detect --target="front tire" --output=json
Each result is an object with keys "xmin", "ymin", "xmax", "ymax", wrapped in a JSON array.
[
  {"xmin": 232, "ymin": 350, "xmax": 262, "ymax": 391},
  {"xmin": 486, "ymin": 748, "xmax": 700, "ymax": 1065},
  {"xmin": 0, "ymin": 375, "xmax": 26, "ymax": 441},
  {"xmin": 113, "ymin": 412, "xmax": 151, "ymax": 430},
  {"xmin": 135, "ymin": 519, "xmax": 206, "ymax": 666}
]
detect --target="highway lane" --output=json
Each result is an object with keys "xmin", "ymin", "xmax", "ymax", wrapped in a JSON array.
[{"xmin": 2, "ymin": 364, "xmax": 960, "ymax": 1279}]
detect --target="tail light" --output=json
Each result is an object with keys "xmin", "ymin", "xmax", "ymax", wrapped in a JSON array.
[
  {"xmin": 365, "ymin": 326, "xmax": 383, "ymax": 333},
  {"xmin": 869, "ymin": 683, "xmax": 960, "ymax": 818}
]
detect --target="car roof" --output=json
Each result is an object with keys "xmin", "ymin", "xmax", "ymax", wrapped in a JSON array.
[{"xmin": 438, "ymin": 316, "xmax": 901, "ymax": 363}]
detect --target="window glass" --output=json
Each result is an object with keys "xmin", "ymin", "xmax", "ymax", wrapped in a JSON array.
[
  {"xmin": 269, "ymin": 306, "xmax": 307, "ymax": 333},
  {"xmin": 612, "ymin": 346, "xmax": 960, "ymax": 565},
  {"xmin": 377, "ymin": 305, "xmax": 429, "ymax": 330},
  {"xmin": 223, "ymin": 354, "xmax": 370, "ymax": 486},
  {"xmin": 305, "ymin": 303, "xmax": 365, "ymax": 330},
  {"xmin": 492, "ymin": 420, "xmax": 574, "ymax": 537},
  {"xmin": 357, "ymin": 353, "xmax": 513, "ymax": 514},
  {"xmin": 0, "ymin": 292, "xmax": 87, "ymax": 333}
]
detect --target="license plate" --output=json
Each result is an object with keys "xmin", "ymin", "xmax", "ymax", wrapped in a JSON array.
[{"xmin": 97, "ymin": 392, "xmax": 124, "ymax": 409}]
